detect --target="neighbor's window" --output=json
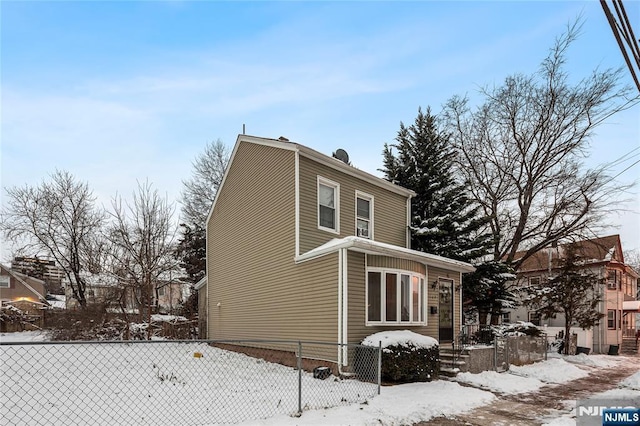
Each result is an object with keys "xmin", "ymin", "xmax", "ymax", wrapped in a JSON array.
[
  {"xmin": 529, "ymin": 276, "xmax": 541, "ymax": 286},
  {"xmin": 355, "ymin": 191, "xmax": 373, "ymax": 239},
  {"xmin": 502, "ymin": 312, "xmax": 511, "ymax": 323},
  {"xmin": 0, "ymin": 275, "xmax": 9, "ymax": 288},
  {"xmin": 318, "ymin": 177, "xmax": 339, "ymax": 233},
  {"xmin": 607, "ymin": 269, "xmax": 619, "ymax": 290},
  {"xmin": 158, "ymin": 287, "xmax": 166, "ymax": 297},
  {"xmin": 607, "ymin": 309, "xmax": 616, "ymax": 329},
  {"xmin": 528, "ymin": 311, "xmax": 541, "ymax": 326},
  {"xmin": 367, "ymin": 269, "xmax": 426, "ymax": 325}
]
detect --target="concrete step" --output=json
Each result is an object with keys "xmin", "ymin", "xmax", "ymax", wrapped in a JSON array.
[{"xmin": 440, "ymin": 366, "xmax": 461, "ymax": 378}]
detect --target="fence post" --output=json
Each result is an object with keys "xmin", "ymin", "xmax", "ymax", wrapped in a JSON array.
[
  {"xmin": 297, "ymin": 341, "xmax": 302, "ymax": 416},
  {"xmin": 377, "ymin": 341, "xmax": 382, "ymax": 395}
]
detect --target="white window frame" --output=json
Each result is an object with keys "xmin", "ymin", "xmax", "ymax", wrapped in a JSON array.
[
  {"xmin": 158, "ymin": 286, "xmax": 166, "ymax": 297},
  {"xmin": 355, "ymin": 191, "xmax": 374, "ymax": 239},
  {"xmin": 317, "ymin": 176, "xmax": 340, "ymax": 234},
  {"xmin": 366, "ymin": 267, "xmax": 426, "ymax": 326},
  {"xmin": 502, "ymin": 312, "xmax": 511, "ymax": 323},
  {"xmin": 0, "ymin": 275, "xmax": 9, "ymax": 288}
]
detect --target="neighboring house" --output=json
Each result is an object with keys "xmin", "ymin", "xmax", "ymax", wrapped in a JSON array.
[
  {"xmin": 65, "ymin": 272, "xmax": 189, "ymax": 315},
  {"xmin": 507, "ymin": 235, "xmax": 639, "ymax": 354},
  {"xmin": 0, "ymin": 264, "xmax": 49, "ymax": 330},
  {"xmin": 205, "ymin": 135, "xmax": 474, "ymax": 366}
]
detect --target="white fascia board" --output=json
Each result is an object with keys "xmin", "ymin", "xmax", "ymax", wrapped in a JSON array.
[
  {"xmin": 205, "ymin": 134, "xmax": 415, "ymax": 227},
  {"xmin": 295, "ymin": 236, "xmax": 475, "ymax": 273},
  {"xmin": 296, "ymin": 145, "xmax": 416, "ymax": 198}
]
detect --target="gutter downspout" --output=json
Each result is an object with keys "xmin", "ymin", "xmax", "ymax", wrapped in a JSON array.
[
  {"xmin": 338, "ymin": 249, "xmax": 343, "ymax": 370},
  {"xmin": 342, "ymin": 248, "xmax": 348, "ymax": 370}
]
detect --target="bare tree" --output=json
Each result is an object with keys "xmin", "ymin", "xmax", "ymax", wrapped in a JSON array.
[
  {"xmin": 1, "ymin": 170, "xmax": 105, "ymax": 307},
  {"xmin": 107, "ymin": 180, "xmax": 179, "ymax": 336},
  {"xmin": 444, "ymin": 20, "xmax": 638, "ymax": 271},
  {"xmin": 181, "ymin": 139, "xmax": 230, "ymax": 229}
]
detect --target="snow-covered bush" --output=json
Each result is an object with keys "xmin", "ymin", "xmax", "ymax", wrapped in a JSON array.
[
  {"xmin": 362, "ymin": 330, "xmax": 439, "ymax": 383},
  {"xmin": 492, "ymin": 321, "xmax": 542, "ymax": 338}
]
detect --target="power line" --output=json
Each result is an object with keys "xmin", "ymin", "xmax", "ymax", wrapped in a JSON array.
[{"xmin": 601, "ymin": 0, "xmax": 640, "ymax": 92}]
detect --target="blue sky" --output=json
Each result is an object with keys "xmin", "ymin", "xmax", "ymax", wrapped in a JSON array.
[{"xmin": 1, "ymin": 1, "xmax": 639, "ymax": 258}]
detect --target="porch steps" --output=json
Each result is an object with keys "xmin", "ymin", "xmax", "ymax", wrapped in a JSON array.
[
  {"xmin": 439, "ymin": 348, "xmax": 469, "ymax": 378},
  {"xmin": 620, "ymin": 338, "xmax": 638, "ymax": 355}
]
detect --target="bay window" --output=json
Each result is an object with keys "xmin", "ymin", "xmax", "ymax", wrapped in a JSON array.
[{"xmin": 367, "ymin": 269, "xmax": 426, "ymax": 325}]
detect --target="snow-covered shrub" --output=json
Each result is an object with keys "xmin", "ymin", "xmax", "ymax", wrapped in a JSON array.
[
  {"xmin": 492, "ymin": 321, "xmax": 542, "ymax": 337},
  {"xmin": 362, "ymin": 330, "xmax": 439, "ymax": 383}
]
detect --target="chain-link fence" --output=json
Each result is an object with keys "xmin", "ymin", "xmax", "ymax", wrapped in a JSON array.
[{"xmin": 1, "ymin": 339, "xmax": 381, "ymax": 425}]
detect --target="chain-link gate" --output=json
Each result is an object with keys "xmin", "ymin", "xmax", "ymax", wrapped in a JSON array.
[
  {"xmin": 494, "ymin": 336, "xmax": 509, "ymax": 372},
  {"xmin": 1, "ymin": 339, "xmax": 381, "ymax": 425}
]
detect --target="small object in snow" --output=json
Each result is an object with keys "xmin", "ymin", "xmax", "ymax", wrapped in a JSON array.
[
  {"xmin": 193, "ymin": 352, "xmax": 203, "ymax": 358},
  {"xmin": 313, "ymin": 366, "xmax": 331, "ymax": 380}
]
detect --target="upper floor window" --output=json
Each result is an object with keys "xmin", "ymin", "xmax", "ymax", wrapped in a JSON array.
[
  {"xmin": 0, "ymin": 275, "xmax": 9, "ymax": 288},
  {"xmin": 318, "ymin": 177, "xmax": 340, "ymax": 233},
  {"xmin": 355, "ymin": 191, "xmax": 373, "ymax": 239},
  {"xmin": 158, "ymin": 286, "xmax": 166, "ymax": 296},
  {"xmin": 607, "ymin": 269, "xmax": 619, "ymax": 290}
]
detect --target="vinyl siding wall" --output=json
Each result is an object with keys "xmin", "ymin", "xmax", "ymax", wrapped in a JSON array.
[
  {"xmin": 298, "ymin": 155, "xmax": 408, "ymax": 255},
  {"xmin": 346, "ymin": 253, "xmax": 446, "ymax": 344},
  {"xmin": 207, "ymin": 142, "xmax": 339, "ymax": 347}
]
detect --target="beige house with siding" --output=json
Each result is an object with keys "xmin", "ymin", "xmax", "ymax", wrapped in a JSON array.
[{"xmin": 205, "ymin": 135, "xmax": 474, "ymax": 366}]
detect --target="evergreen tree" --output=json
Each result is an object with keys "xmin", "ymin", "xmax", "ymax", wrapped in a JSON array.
[
  {"xmin": 462, "ymin": 261, "xmax": 517, "ymax": 325},
  {"xmin": 174, "ymin": 223, "xmax": 206, "ymax": 284},
  {"xmin": 381, "ymin": 107, "xmax": 491, "ymax": 263}
]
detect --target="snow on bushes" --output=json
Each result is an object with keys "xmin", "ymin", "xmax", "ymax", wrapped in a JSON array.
[
  {"xmin": 362, "ymin": 330, "xmax": 439, "ymax": 383},
  {"xmin": 492, "ymin": 321, "xmax": 542, "ymax": 337}
]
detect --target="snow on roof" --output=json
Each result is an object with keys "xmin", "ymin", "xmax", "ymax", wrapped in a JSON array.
[
  {"xmin": 296, "ymin": 236, "xmax": 475, "ymax": 273},
  {"xmin": 623, "ymin": 300, "xmax": 640, "ymax": 312},
  {"xmin": 150, "ymin": 314, "xmax": 188, "ymax": 323},
  {"xmin": 362, "ymin": 330, "xmax": 438, "ymax": 350},
  {"xmin": 46, "ymin": 295, "xmax": 66, "ymax": 310},
  {"xmin": 194, "ymin": 276, "xmax": 207, "ymax": 290}
]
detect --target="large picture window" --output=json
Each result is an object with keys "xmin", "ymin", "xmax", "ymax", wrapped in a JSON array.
[
  {"xmin": 318, "ymin": 177, "xmax": 339, "ymax": 233},
  {"xmin": 367, "ymin": 269, "xmax": 426, "ymax": 325}
]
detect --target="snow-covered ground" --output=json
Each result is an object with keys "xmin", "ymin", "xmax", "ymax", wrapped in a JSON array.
[{"xmin": 1, "ymin": 331, "xmax": 638, "ymax": 425}]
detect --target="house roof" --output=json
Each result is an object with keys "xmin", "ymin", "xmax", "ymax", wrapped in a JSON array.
[
  {"xmin": 515, "ymin": 235, "xmax": 627, "ymax": 273},
  {"xmin": 295, "ymin": 236, "xmax": 475, "ymax": 273},
  {"xmin": 194, "ymin": 276, "xmax": 207, "ymax": 290},
  {"xmin": 0, "ymin": 264, "xmax": 48, "ymax": 302}
]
